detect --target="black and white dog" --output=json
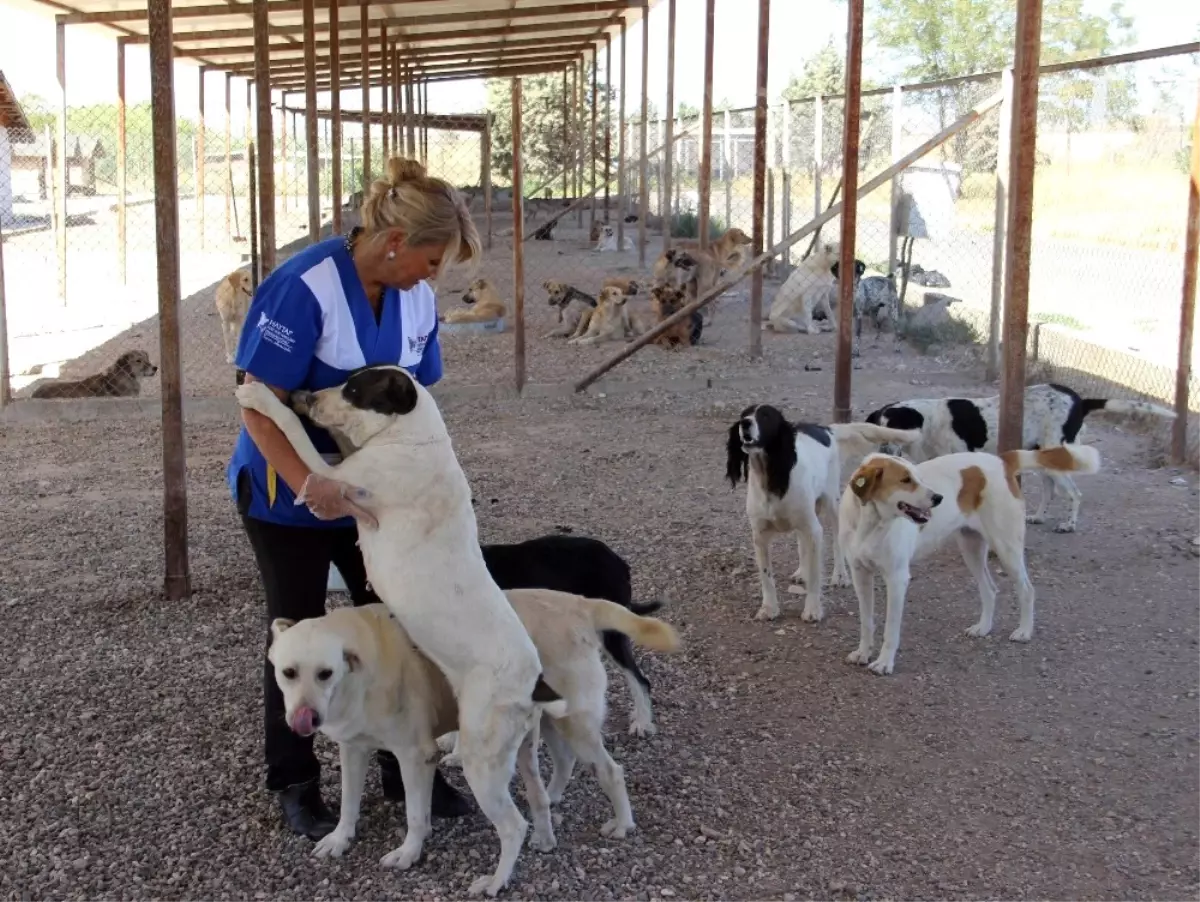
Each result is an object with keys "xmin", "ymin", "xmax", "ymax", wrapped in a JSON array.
[
  {"xmin": 865, "ymin": 383, "xmax": 1176, "ymax": 532},
  {"xmin": 725, "ymin": 404, "xmax": 921, "ymax": 624}
]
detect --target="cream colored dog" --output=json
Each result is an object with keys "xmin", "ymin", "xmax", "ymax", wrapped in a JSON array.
[
  {"xmin": 267, "ymin": 593, "xmax": 679, "ymax": 872},
  {"xmin": 838, "ymin": 445, "xmax": 1101, "ymax": 676},
  {"xmin": 215, "ymin": 267, "xmax": 253, "ymax": 364},
  {"xmin": 442, "ymin": 278, "xmax": 507, "ymax": 325},
  {"xmin": 594, "ymin": 223, "xmax": 634, "ymax": 252},
  {"xmin": 235, "ymin": 369, "xmax": 564, "ymax": 897},
  {"xmin": 765, "ymin": 241, "xmax": 840, "ymax": 333}
]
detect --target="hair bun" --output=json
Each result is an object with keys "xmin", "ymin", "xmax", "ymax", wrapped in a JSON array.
[{"xmin": 387, "ymin": 156, "xmax": 426, "ymax": 186}]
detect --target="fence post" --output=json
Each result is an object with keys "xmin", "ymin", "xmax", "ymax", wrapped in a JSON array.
[
  {"xmin": 591, "ymin": 47, "xmax": 599, "ymax": 230},
  {"xmin": 482, "ymin": 114, "xmax": 493, "ymax": 251},
  {"xmin": 617, "ymin": 21, "xmax": 628, "ymax": 249},
  {"xmin": 148, "ymin": 0, "xmax": 191, "ymax": 601},
  {"xmin": 749, "ymin": 0, "xmax": 770, "ymax": 358},
  {"xmin": 997, "ymin": 0, "xmax": 1045, "ymax": 454},
  {"xmin": 116, "ymin": 39, "xmax": 128, "ymax": 285},
  {"xmin": 814, "ymin": 94, "xmax": 823, "ymax": 219},
  {"xmin": 987, "ymin": 67, "xmax": 1015, "ymax": 382},
  {"xmin": 1172, "ymin": 82, "xmax": 1199, "ymax": 464},
  {"xmin": 766, "ymin": 169, "xmax": 775, "ymax": 278},
  {"xmin": 833, "ymin": 0, "xmax": 865, "ymax": 424},
  {"xmin": 577, "ymin": 59, "xmax": 585, "ymax": 227},
  {"xmin": 887, "ymin": 83, "xmax": 902, "ymax": 277},
  {"xmin": 511, "ymin": 78, "xmax": 527, "ymax": 395},
  {"xmin": 561, "ymin": 68, "xmax": 569, "ymax": 200},
  {"xmin": 604, "ymin": 35, "xmax": 612, "ymax": 219},
  {"xmin": 253, "ymin": 0, "xmax": 276, "ymax": 273},
  {"xmin": 638, "ymin": 3, "xmax": 649, "ymax": 266},
  {"xmin": 224, "ymin": 72, "xmax": 233, "ymax": 240},
  {"xmin": 782, "ymin": 170, "xmax": 791, "ymax": 267},
  {"xmin": 280, "ymin": 95, "xmax": 288, "ymax": 213},
  {"xmin": 248, "ymin": 140, "xmax": 260, "ymax": 289},
  {"xmin": 0, "ymin": 214, "xmax": 9, "ymax": 407},
  {"xmin": 698, "ymin": 0, "xmax": 715, "ymax": 248},
  {"xmin": 360, "ymin": 4, "xmax": 370, "ymax": 186},
  {"xmin": 662, "ymin": 0, "xmax": 677, "ymax": 249},
  {"xmin": 197, "ymin": 67, "xmax": 207, "ymax": 250},
  {"xmin": 329, "ymin": 0, "xmax": 342, "ymax": 235},
  {"xmin": 303, "ymin": 0, "xmax": 319, "ymax": 243},
  {"xmin": 55, "ymin": 20, "xmax": 67, "ymax": 303},
  {"xmin": 781, "ymin": 100, "xmax": 791, "ymax": 266}
]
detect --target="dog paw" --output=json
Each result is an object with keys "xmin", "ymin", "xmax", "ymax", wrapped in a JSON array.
[
  {"xmin": 846, "ymin": 646, "xmax": 872, "ymax": 666},
  {"xmin": 1025, "ymin": 513, "xmax": 1046, "ymax": 525},
  {"xmin": 530, "ymin": 829, "xmax": 557, "ymax": 852},
  {"xmin": 313, "ymin": 830, "xmax": 353, "ymax": 859},
  {"xmin": 468, "ymin": 874, "xmax": 505, "ymax": 897},
  {"xmin": 234, "ymin": 381, "xmax": 274, "ymax": 412},
  {"xmin": 828, "ymin": 572, "xmax": 851, "ymax": 589},
  {"xmin": 753, "ymin": 605, "xmax": 780, "ymax": 622},
  {"xmin": 800, "ymin": 603, "xmax": 825, "ymax": 623},
  {"xmin": 1053, "ymin": 521, "xmax": 1076, "ymax": 534},
  {"xmin": 628, "ymin": 719, "xmax": 657, "ymax": 738},
  {"xmin": 965, "ymin": 621, "xmax": 993, "ymax": 638},
  {"xmin": 380, "ymin": 841, "xmax": 422, "ymax": 870},
  {"xmin": 600, "ymin": 818, "xmax": 634, "ymax": 839},
  {"xmin": 441, "ymin": 751, "xmax": 463, "ymax": 768},
  {"xmin": 1009, "ymin": 625, "xmax": 1033, "ymax": 643},
  {"xmin": 867, "ymin": 654, "xmax": 896, "ymax": 676},
  {"xmin": 788, "ymin": 569, "xmax": 808, "ymax": 586},
  {"xmin": 436, "ymin": 732, "xmax": 458, "ymax": 753}
]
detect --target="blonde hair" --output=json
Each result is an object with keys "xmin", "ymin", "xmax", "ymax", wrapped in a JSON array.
[{"xmin": 359, "ymin": 156, "xmax": 481, "ymax": 274}]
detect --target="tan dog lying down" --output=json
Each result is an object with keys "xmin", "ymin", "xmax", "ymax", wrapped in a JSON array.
[
  {"xmin": 268, "ymin": 592, "xmax": 679, "ymax": 870},
  {"xmin": 441, "ymin": 278, "xmax": 507, "ymax": 325}
]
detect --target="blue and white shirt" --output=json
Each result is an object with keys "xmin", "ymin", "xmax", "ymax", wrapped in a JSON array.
[{"xmin": 226, "ymin": 235, "xmax": 443, "ymax": 528}]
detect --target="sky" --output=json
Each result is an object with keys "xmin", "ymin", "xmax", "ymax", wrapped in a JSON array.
[{"xmin": 0, "ymin": 0, "xmax": 1196, "ymax": 135}]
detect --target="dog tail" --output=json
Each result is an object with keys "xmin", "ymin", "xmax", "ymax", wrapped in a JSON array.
[
  {"xmin": 1080, "ymin": 398, "xmax": 1177, "ymax": 422},
  {"xmin": 586, "ymin": 599, "xmax": 680, "ymax": 653},
  {"xmin": 532, "ymin": 675, "xmax": 569, "ymax": 718},
  {"xmin": 1002, "ymin": 444, "xmax": 1102, "ymax": 477},
  {"xmin": 829, "ymin": 423, "xmax": 923, "ymax": 457}
]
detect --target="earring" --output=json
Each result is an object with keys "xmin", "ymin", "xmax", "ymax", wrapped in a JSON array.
[{"xmin": 386, "ymin": 251, "xmax": 396, "ymax": 260}]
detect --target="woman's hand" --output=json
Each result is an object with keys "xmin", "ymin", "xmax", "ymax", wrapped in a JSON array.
[{"xmin": 295, "ymin": 473, "xmax": 379, "ymax": 529}]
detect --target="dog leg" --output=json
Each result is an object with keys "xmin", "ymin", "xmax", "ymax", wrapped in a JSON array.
[
  {"xmin": 313, "ymin": 743, "xmax": 369, "ymax": 859},
  {"xmin": 379, "ymin": 748, "xmax": 437, "ymax": 870},
  {"xmin": 1051, "ymin": 474, "xmax": 1082, "ymax": 533},
  {"xmin": 799, "ymin": 514, "xmax": 825, "ymax": 623},
  {"xmin": 602, "ymin": 632, "xmax": 656, "ymax": 736},
  {"xmin": 1026, "ymin": 472, "xmax": 1053, "ymax": 525},
  {"xmin": 992, "ymin": 539, "xmax": 1036, "ymax": 642},
  {"xmin": 789, "ymin": 532, "xmax": 809, "ymax": 587},
  {"xmin": 751, "ymin": 527, "xmax": 781, "ymax": 621},
  {"xmin": 438, "ymin": 730, "xmax": 463, "ymax": 768},
  {"xmin": 957, "ymin": 530, "xmax": 998, "ymax": 638},
  {"xmin": 234, "ymin": 383, "xmax": 334, "ymax": 477},
  {"xmin": 516, "ymin": 722, "xmax": 556, "ymax": 852},
  {"xmin": 846, "ymin": 563, "xmax": 876, "ymax": 665},
  {"xmin": 868, "ymin": 569, "xmax": 910, "ymax": 676},
  {"xmin": 556, "ymin": 714, "xmax": 635, "ymax": 839},
  {"xmin": 542, "ymin": 718, "xmax": 577, "ymax": 804}
]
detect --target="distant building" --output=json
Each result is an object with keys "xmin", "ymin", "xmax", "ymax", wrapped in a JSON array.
[{"xmin": 0, "ymin": 69, "xmax": 33, "ymax": 225}]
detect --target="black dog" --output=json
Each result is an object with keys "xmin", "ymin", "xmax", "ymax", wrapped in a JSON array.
[{"xmin": 481, "ymin": 533, "xmax": 663, "ymax": 736}]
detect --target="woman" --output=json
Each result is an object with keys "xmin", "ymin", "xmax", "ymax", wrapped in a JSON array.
[{"xmin": 227, "ymin": 157, "xmax": 481, "ymax": 840}]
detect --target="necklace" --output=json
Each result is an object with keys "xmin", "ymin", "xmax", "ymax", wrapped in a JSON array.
[{"xmin": 344, "ymin": 225, "xmax": 364, "ymax": 255}]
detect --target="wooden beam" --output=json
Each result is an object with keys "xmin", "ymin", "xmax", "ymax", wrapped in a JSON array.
[
  {"xmin": 197, "ymin": 67, "xmax": 207, "ymax": 250},
  {"xmin": 749, "ymin": 0, "xmax": 769, "ymax": 358},
  {"xmin": 148, "ymin": 0, "xmax": 191, "ymax": 601},
  {"xmin": 360, "ymin": 2, "xmax": 370, "ymax": 186},
  {"xmin": 380, "ymin": 25, "xmax": 390, "ymax": 158},
  {"xmin": 279, "ymin": 61, "xmax": 575, "ymax": 91},
  {"xmin": 833, "ymin": 0, "xmax": 863, "ymax": 420},
  {"xmin": 271, "ymin": 52, "xmax": 583, "ymax": 88},
  {"xmin": 662, "ymin": 0, "xmax": 676, "ymax": 250},
  {"xmin": 482, "ymin": 113, "xmax": 493, "ymax": 249},
  {"xmin": 638, "ymin": 1, "xmax": 649, "ymax": 266},
  {"xmin": 698, "ymin": 0, "xmax": 715, "ymax": 250},
  {"xmin": 562, "ymin": 68, "xmax": 569, "ymax": 199},
  {"xmin": 406, "ymin": 63, "xmax": 416, "ymax": 156},
  {"xmin": 304, "ymin": 0, "xmax": 319, "ymax": 242},
  {"xmin": 616, "ymin": 23, "xmax": 627, "ymax": 247},
  {"xmin": 511, "ymin": 78, "xmax": 527, "ymax": 395},
  {"xmin": 224, "ymin": 71, "xmax": 233, "ymax": 238},
  {"xmin": 590, "ymin": 47, "xmax": 598, "ymax": 227},
  {"xmin": 329, "ymin": 0, "xmax": 342, "ymax": 234},
  {"xmin": 254, "ymin": 0, "xmax": 276, "ymax": 272},
  {"xmin": 604, "ymin": 35, "xmax": 611, "ymax": 217},
  {"xmin": 1173, "ymin": 83, "xmax": 1200, "ymax": 463},
  {"xmin": 997, "ymin": 0, "xmax": 1044, "ymax": 453},
  {"xmin": 117, "ymin": 38, "xmax": 128, "ymax": 285}
]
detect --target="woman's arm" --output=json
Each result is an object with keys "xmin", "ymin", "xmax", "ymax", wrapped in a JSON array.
[{"xmin": 240, "ymin": 372, "xmax": 312, "ymax": 495}]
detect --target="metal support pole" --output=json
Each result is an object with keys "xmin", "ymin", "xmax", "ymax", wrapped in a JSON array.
[
  {"xmin": 224, "ymin": 72, "xmax": 233, "ymax": 239},
  {"xmin": 303, "ymin": 0, "xmax": 319, "ymax": 243},
  {"xmin": 814, "ymin": 94, "xmax": 823, "ymax": 218},
  {"xmin": 360, "ymin": 3, "xmax": 370, "ymax": 185},
  {"xmin": 511, "ymin": 78, "xmax": 527, "ymax": 395},
  {"xmin": 197, "ymin": 67, "xmax": 207, "ymax": 249},
  {"xmin": 483, "ymin": 114, "xmax": 493, "ymax": 250},
  {"xmin": 987, "ymin": 68, "xmax": 1015, "ymax": 381},
  {"xmin": 833, "ymin": 0, "xmax": 864, "ymax": 422},
  {"xmin": 638, "ymin": 2, "xmax": 649, "ymax": 265},
  {"xmin": 617, "ymin": 22, "xmax": 627, "ymax": 248},
  {"xmin": 696, "ymin": 0, "xmax": 714, "ymax": 248},
  {"xmin": 253, "ymin": 0, "xmax": 276, "ymax": 272},
  {"xmin": 590, "ymin": 48, "xmax": 599, "ymax": 228},
  {"xmin": 887, "ymin": 84, "xmax": 903, "ymax": 277},
  {"xmin": 562, "ymin": 68, "xmax": 569, "ymax": 200},
  {"xmin": 55, "ymin": 20, "xmax": 67, "ymax": 302},
  {"xmin": 749, "ymin": 0, "xmax": 769, "ymax": 357},
  {"xmin": 329, "ymin": 0, "xmax": 342, "ymax": 235},
  {"xmin": 117, "ymin": 38, "xmax": 128, "ymax": 285},
  {"xmin": 1172, "ymin": 83, "xmax": 1200, "ymax": 463},
  {"xmin": 604, "ymin": 35, "xmax": 611, "ymax": 217},
  {"xmin": 380, "ymin": 27, "xmax": 390, "ymax": 158},
  {"xmin": 662, "ymin": 0, "xmax": 676, "ymax": 249}
]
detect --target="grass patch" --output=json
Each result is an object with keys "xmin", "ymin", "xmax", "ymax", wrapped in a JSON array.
[{"xmin": 900, "ymin": 313, "xmax": 981, "ymax": 354}]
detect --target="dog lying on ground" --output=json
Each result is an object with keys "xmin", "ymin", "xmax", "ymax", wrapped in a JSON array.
[
  {"xmin": 839, "ymin": 444, "xmax": 1101, "ymax": 675},
  {"xmin": 725, "ymin": 403, "xmax": 922, "ymax": 623},
  {"xmin": 441, "ymin": 279, "xmax": 507, "ymax": 325},
  {"xmin": 764, "ymin": 241, "xmax": 840, "ymax": 333},
  {"xmin": 235, "ymin": 369, "xmax": 565, "ymax": 897},
  {"xmin": 268, "ymin": 594, "xmax": 679, "ymax": 870},
  {"xmin": 595, "ymin": 224, "xmax": 635, "ymax": 252},
  {"xmin": 544, "ymin": 281, "xmax": 598, "ymax": 339},
  {"xmin": 864, "ymin": 383, "xmax": 1177, "ymax": 532},
  {"xmin": 30, "ymin": 350, "xmax": 159, "ymax": 399},
  {"xmin": 215, "ymin": 268, "xmax": 254, "ymax": 364},
  {"xmin": 648, "ymin": 283, "xmax": 703, "ymax": 348},
  {"xmin": 567, "ymin": 286, "xmax": 631, "ymax": 346}
]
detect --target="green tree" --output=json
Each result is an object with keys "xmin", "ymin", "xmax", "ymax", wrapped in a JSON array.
[{"xmin": 782, "ymin": 39, "xmax": 846, "ymax": 101}]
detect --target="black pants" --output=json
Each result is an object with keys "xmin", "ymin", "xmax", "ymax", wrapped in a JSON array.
[{"xmin": 237, "ymin": 471, "xmax": 399, "ymax": 792}]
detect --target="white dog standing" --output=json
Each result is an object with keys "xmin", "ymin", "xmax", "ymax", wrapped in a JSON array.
[
  {"xmin": 838, "ymin": 445, "xmax": 1101, "ymax": 676},
  {"xmin": 236, "ymin": 368, "xmax": 565, "ymax": 897}
]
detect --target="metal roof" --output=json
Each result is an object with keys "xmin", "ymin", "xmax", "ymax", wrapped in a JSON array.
[{"xmin": 19, "ymin": 0, "xmax": 661, "ymax": 89}]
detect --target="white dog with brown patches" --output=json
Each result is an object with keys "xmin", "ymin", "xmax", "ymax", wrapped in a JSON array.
[
  {"xmin": 838, "ymin": 445, "xmax": 1101, "ymax": 676},
  {"xmin": 236, "ymin": 368, "xmax": 567, "ymax": 897}
]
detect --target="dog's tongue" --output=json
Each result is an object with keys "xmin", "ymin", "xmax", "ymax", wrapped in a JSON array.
[{"xmin": 292, "ymin": 706, "xmax": 316, "ymax": 736}]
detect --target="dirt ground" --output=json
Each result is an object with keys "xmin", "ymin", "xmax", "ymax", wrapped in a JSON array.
[{"xmin": 2, "ymin": 206, "xmax": 1198, "ymax": 901}]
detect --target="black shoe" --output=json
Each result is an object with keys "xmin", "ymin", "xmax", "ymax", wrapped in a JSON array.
[
  {"xmin": 276, "ymin": 780, "xmax": 337, "ymax": 840},
  {"xmin": 380, "ymin": 759, "xmax": 473, "ymax": 819}
]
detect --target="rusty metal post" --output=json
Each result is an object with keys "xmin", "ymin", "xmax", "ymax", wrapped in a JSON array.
[
  {"xmin": 590, "ymin": 48, "xmax": 598, "ymax": 228},
  {"xmin": 248, "ymin": 140, "xmax": 260, "ymax": 287},
  {"xmin": 483, "ymin": 113, "xmax": 493, "ymax": 250},
  {"xmin": 197, "ymin": 67, "xmax": 207, "ymax": 249},
  {"xmin": 748, "ymin": 0, "xmax": 769, "ymax": 358},
  {"xmin": 662, "ymin": 0, "xmax": 677, "ymax": 250},
  {"xmin": 638, "ymin": 1, "xmax": 649, "ymax": 266},
  {"xmin": 147, "ymin": 0, "xmax": 191, "ymax": 601},
  {"xmin": 423, "ymin": 80, "xmax": 429, "ymax": 163},
  {"xmin": 987, "ymin": 67, "xmax": 1015, "ymax": 381},
  {"xmin": 55, "ymin": 19, "xmax": 67, "ymax": 303},
  {"xmin": 380, "ymin": 27, "xmax": 390, "ymax": 159},
  {"xmin": 280, "ymin": 96, "xmax": 289, "ymax": 212},
  {"xmin": 997, "ymin": 0, "xmax": 1045, "ymax": 453},
  {"xmin": 1173, "ymin": 83, "xmax": 1200, "ymax": 463},
  {"xmin": 561, "ymin": 68, "xmax": 569, "ymax": 199},
  {"xmin": 576, "ymin": 59, "xmax": 585, "ymax": 227},
  {"xmin": 303, "ymin": 0, "xmax": 319, "ymax": 243},
  {"xmin": 511, "ymin": 78, "xmax": 527, "ymax": 395},
  {"xmin": 833, "ymin": 0, "xmax": 864, "ymax": 422},
  {"xmin": 766, "ymin": 169, "xmax": 774, "ymax": 276},
  {"xmin": 886, "ymin": 83, "xmax": 902, "ymax": 276},
  {"xmin": 617, "ymin": 22, "xmax": 627, "ymax": 247},
  {"xmin": 604, "ymin": 35, "xmax": 611, "ymax": 218},
  {"xmin": 117, "ymin": 38, "xmax": 128, "ymax": 285},
  {"xmin": 698, "ymin": 0, "xmax": 715, "ymax": 249},
  {"xmin": 406, "ymin": 65, "xmax": 416, "ymax": 157},
  {"xmin": 224, "ymin": 72, "xmax": 233, "ymax": 239},
  {"xmin": 814, "ymin": 94, "xmax": 823, "ymax": 218},
  {"xmin": 253, "ymin": 0, "xmax": 276, "ymax": 273},
  {"xmin": 328, "ymin": 0, "xmax": 341, "ymax": 235},
  {"xmin": 360, "ymin": 4, "xmax": 370, "ymax": 186}
]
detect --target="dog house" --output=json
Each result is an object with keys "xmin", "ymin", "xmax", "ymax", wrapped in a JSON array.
[
  {"xmin": 0, "ymin": 69, "xmax": 32, "ymax": 226},
  {"xmin": 8, "ymin": 133, "xmax": 107, "ymax": 200}
]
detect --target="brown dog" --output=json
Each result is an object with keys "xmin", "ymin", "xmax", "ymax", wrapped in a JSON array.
[
  {"xmin": 677, "ymin": 227, "xmax": 753, "ymax": 271},
  {"xmin": 441, "ymin": 278, "xmax": 507, "ymax": 325},
  {"xmin": 215, "ymin": 267, "xmax": 253, "ymax": 365},
  {"xmin": 601, "ymin": 276, "xmax": 640, "ymax": 296},
  {"xmin": 30, "ymin": 350, "xmax": 159, "ymax": 399},
  {"xmin": 649, "ymin": 284, "xmax": 703, "ymax": 349}
]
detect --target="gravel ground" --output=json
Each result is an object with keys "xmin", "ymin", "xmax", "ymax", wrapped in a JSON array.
[{"xmin": 2, "ymin": 328, "xmax": 1198, "ymax": 900}]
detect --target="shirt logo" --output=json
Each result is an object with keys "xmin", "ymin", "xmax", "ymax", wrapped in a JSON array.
[
  {"xmin": 257, "ymin": 312, "xmax": 296, "ymax": 354},
  {"xmin": 407, "ymin": 332, "xmax": 430, "ymax": 356}
]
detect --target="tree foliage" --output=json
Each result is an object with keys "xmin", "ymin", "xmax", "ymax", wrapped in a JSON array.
[{"xmin": 783, "ymin": 39, "xmax": 847, "ymax": 101}]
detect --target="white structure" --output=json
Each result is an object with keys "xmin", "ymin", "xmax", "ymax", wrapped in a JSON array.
[{"xmin": 0, "ymin": 70, "xmax": 31, "ymax": 227}]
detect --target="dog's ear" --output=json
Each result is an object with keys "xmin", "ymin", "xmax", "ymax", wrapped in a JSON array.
[
  {"xmin": 349, "ymin": 368, "xmax": 419, "ymax": 416},
  {"xmin": 270, "ymin": 618, "xmax": 296, "ymax": 642},
  {"xmin": 855, "ymin": 259, "xmax": 866, "ymax": 278},
  {"xmin": 626, "ymin": 280, "xmax": 639, "ymax": 295},
  {"xmin": 850, "ymin": 462, "xmax": 884, "ymax": 501},
  {"xmin": 725, "ymin": 423, "xmax": 748, "ymax": 489},
  {"xmin": 830, "ymin": 261, "xmax": 840, "ymax": 279},
  {"xmin": 343, "ymin": 649, "xmax": 361, "ymax": 672}
]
